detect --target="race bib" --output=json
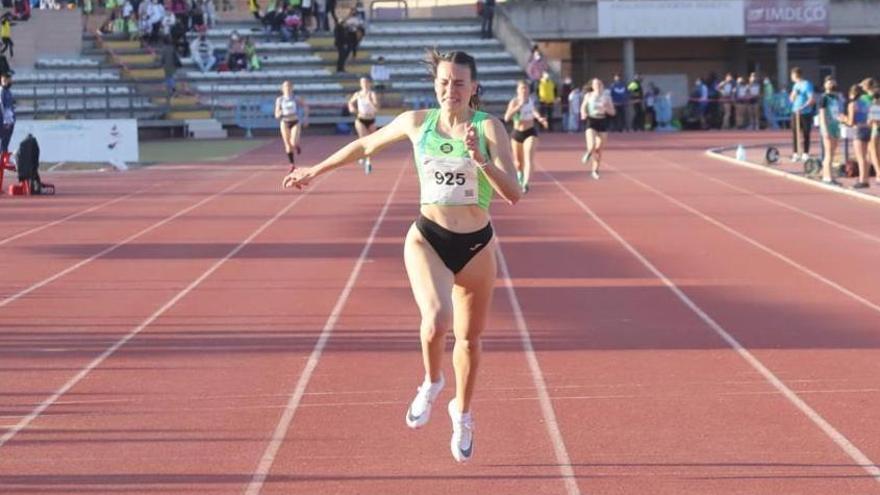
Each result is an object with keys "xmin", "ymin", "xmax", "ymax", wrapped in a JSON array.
[{"xmin": 420, "ymin": 155, "xmax": 478, "ymax": 206}]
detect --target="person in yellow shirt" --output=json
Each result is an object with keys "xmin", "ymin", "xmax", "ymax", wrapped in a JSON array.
[
  {"xmin": 248, "ymin": 0, "xmax": 261, "ymax": 21},
  {"xmin": 0, "ymin": 14, "xmax": 13, "ymax": 59},
  {"xmin": 537, "ymin": 71, "xmax": 556, "ymax": 131}
]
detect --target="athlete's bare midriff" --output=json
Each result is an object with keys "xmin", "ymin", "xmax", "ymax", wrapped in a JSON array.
[{"xmin": 420, "ymin": 204, "xmax": 490, "ymax": 233}]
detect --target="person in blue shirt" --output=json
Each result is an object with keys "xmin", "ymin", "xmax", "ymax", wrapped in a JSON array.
[
  {"xmin": 788, "ymin": 67, "xmax": 816, "ymax": 162},
  {"xmin": 609, "ymin": 73, "xmax": 628, "ymax": 132}
]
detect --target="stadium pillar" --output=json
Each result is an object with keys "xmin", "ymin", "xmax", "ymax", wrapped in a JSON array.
[
  {"xmin": 623, "ymin": 38, "xmax": 635, "ymax": 82},
  {"xmin": 623, "ymin": 38, "xmax": 635, "ymax": 128},
  {"xmin": 776, "ymin": 37, "xmax": 788, "ymax": 90}
]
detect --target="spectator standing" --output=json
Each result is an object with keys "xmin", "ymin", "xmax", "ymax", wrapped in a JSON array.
[
  {"xmin": 479, "ymin": 0, "xmax": 494, "ymax": 39},
  {"xmin": 817, "ymin": 76, "xmax": 843, "ymax": 185},
  {"xmin": 0, "ymin": 73, "xmax": 14, "ymax": 162},
  {"xmin": 694, "ymin": 77, "xmax": 709, "ymax": 129},
  {"xmin": 0, "ymin": 14, "xmax": 13, "ymax": 58},
  {"xmin": 148, "ymin": 0, "xmax": 165, "ymax": 44},
  {"xmin": 716, "ymin": 73, "xmax": 734, "ymax": 130},
  {"xmin": 841, "ymin": 84, "xmax": 869, "ymax": 188},
  {"xmin": 746, "ymin": 72, "xmax": 761, "ymax": 130},
  {"xmin": 170, "ymin": 17, "xmax": 188, "ymax": 56},
  {"xmin": 247, "ymin": 0, "xmax": 260, "ymax": 21},
  {"xmin": 559, "ymin": 77, "xmax": 572, "ymax": 131},
  {"xmin": 121, "ymin": 0, "xmax": 134, "ymax": 34},
  {"xmin": 537, "ymin": 71, "xmax": 556, "ymax": 132},
  {"xmin": 627, "ymin": 73, "xmax": 644, "ymax": 131},
  {"xmin": 314, "ymin": 0, "xmax": 327, "ymax": 31},
  {"xmin": 734, "ymin": 76, "xmax": 748, "ymax": 129},
  {"xmin": 201, "ymin": 0, "xmax": 216, "ymax": 27},
  {"xmin": 170, "ymin": 0, "xmax": 188, "ymax": 30},
  {"xmin": 158, "ymin": 36, "xmax": 179, "ymax": 97},
  {"xmin": 567, "ymin": 82, "xmax": 582, "ymax": 133},
  {"xmin": 326, "ymin": 0, "xmax": 338, "ymax": 29},
  {"xmin": 333, "ymin": 20, "xmax": 350, "ymax": 73},
  {"xmin": 861, "ymin": 78, "xmax": 880, "ymax": 185},
  {"xmin": 762, "ymin": 75, "xmax": 776, "ymax": 128},
  {"xmin": 609, "ymin": 73, "xmax": 627, "ymax": 131},
  {"xmin": 644, "ymin": 82, "xmax": 658, "ymax": 131},
  {"xmin": 343, "ymin": 8, "xmax": 364, "ymax": 59},
  {"xmin": 788, "ymin": 66, "xmax": 815, "ymax": 161},
  {"xmin": 190, "ymin": 31, "xmax": 215, "ymax": 72},
  {"xmin": 525, "ymin": 45, "xmax": 547, "ymax": 92}
]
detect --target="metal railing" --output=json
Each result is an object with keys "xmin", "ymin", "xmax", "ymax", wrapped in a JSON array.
[
  {"xmin": 21, "ymin": 83, "xmax": 153, "ymax": 119},
  {"xmin": 370, "ymin": 0, "xmax": 409, "ymax": 20}
]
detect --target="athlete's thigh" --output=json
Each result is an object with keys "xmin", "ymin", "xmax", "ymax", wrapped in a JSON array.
[
  {"xmin": 451, "ymin": 239, "xmax": 497, "ymax": 340},
  {"xmin": 595, "ymin": 132, "xmax": 606, "ymax": 149},
  {"xmin": 523, "ymin": 136, "xmax": 538, "ymax": 158},
  {"xmin": 354, "ymin": 119, "xmax": 366, "ymax": 137},
  {"xmin": 404, "ymin": 223, "xmax": 455, "ymax": 324},
  {"xmin": 585, "ymin": 128, "xmax": 596, "ymax": 146},
  {"xmin": 510, "ymin": 139, "xmax": 523, "ymax": 164},
  {"xmin": 279, "ymin": 121, "xmax": 291, "ymax": 141},
  {"xmin": 290, "ymin": 123, "xmax": 301, "ymax": 143}
]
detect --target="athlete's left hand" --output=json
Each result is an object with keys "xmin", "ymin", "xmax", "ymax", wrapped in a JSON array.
[{"xmin": 465, "ymin": 123, "xmax": 486, "ymax": 164}]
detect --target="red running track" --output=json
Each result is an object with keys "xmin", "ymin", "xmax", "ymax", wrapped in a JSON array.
[{"xmin": 0, "ymin": 132, "xmax": 878, "ymax": 494}]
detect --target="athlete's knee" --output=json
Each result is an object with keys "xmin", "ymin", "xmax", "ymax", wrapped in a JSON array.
[
  {"xmin": 420, "ymin": 312, "xmax": 452, "ymax": 341},
  {"xmin": 453, "ymin": 335, "xmax": 482, "ymax": 354}
]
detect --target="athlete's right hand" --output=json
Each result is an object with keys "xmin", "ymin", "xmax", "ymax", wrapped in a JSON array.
[{"xmin": 282, "ymin": 167, "xmax": 314, "ymax": 190}]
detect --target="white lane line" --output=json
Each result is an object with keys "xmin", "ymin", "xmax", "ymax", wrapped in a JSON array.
[
  {"xmin": 545, "ymin": 169, "xmax": 880, "ymax": 482},
  {"xmin": 0, "ymin": 185, "xmax": 161, "ymax": 247},
  {"xmin": 496, "ymin": 241, "xmax": 581, "ymax": 495},
  {"xmin": 0, "ymin": 172, "xmax": 328, "ymax": 449},
  {"xmin": 609, "ymin": 165, "xmax": 880, "ymax": 316},
  {"xmin": 244, "ymin": 166, "xmax": 406, "ymax": 495},
  {"xmin": 654, "ymin": 153, "xmax": 880, "ymax": 245},
  {"xmin": 0, "ymin": 172, "xmax": 255, "ymax": 309}
]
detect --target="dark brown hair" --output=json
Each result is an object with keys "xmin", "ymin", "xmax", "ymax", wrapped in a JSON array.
[{"xmin": 425, "ymin": 49, "xmax": 480, "ymax": 109}]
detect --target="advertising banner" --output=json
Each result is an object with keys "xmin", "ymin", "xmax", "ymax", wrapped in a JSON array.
[
  {"xmin": 745, "ymin": 0, "xmax": 830, "ymax": 35},
  {"xmin": 10, "ymin": 119, "xmax": 139, "ymax": 169},
  {"xmin": 598, "ymin": 0, "xmax": 744, "ymax": 38}
]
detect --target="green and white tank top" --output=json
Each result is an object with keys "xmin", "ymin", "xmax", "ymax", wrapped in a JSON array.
[{"xmin": 413, "ymin": 109, "xmax": 493, "ymax": 210}]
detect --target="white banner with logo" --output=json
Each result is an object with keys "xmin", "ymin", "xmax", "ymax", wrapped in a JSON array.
[
  {"xmin": 598, "ymin": 0, "xmax": 745, "ymax": 38},
  {"xmin": 745, "ymin": 0, "xmax": 830, "ymax": 35},
  {"xmin": 9, "ymin": 119, "xmax": 139, "ymax": 168}
]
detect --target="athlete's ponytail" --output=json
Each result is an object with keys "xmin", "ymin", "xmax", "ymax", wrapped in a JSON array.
[{"xmin": 424, "ymin": 48, "xmax": 480, "ymax": 109}]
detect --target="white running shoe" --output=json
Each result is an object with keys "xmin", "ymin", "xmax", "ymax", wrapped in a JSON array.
[
  {"xmin": 405, "ymin": 375, "xmax": 444, "ymax": 429},
  {"xmin": 364, "ymin": 157, "xmax": 372, "ymax": 175},
  {"xmin": 448, "ymin": 399, "xmax": 474, "ymax": 463},
  {"xmin": 591, "ymin": 170, "xmax": 600, "ymax": 180},
  {"xmin": 581, "ymin": 151, "xmax": 592, "ymax": 164}
]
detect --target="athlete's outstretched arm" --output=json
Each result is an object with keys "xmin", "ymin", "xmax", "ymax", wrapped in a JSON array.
[
  {"xmin": 469, "ymin": 116, "xmax": 521, "ymax": 205},
  {"xmin": 283, "ymin": 110, "xmax": 419, "ymax": 189}
]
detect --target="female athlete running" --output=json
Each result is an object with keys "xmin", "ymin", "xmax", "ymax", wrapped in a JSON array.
[{"xmin": 282, "ymin": 50, "xmax": 521, "ymax": 463}]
